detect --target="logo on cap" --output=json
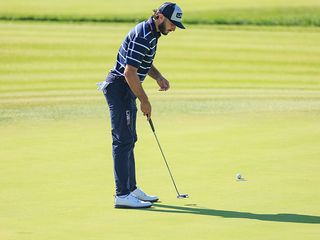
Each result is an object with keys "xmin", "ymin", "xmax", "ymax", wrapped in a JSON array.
[{"xmin": 176, "ymin": 12, "xmax": 182, "ymax": 19}]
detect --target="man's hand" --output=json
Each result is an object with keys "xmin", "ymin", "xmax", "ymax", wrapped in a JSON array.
[
  {"xmin": 140, "ymin": 100, "xmax": 152, "ymax": 120},
  {"xmin": 156, "ymin": 77, "xmax": 170, "ymax": 91},
  {"xmin": 148, "ymin": 64, "xmax": 170, "ymax": 91}
]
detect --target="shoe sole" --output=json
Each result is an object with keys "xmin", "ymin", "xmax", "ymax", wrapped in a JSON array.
[
  {"xmin": 133, "ymin": 197, "xmax": 159, "ymax": 203},
  {"xmin": 114, "ymin": 204, "xmax": 152, "ymax": 209}
]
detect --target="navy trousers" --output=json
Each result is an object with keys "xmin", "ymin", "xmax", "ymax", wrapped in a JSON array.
[{"xmin": 103, "ymin": 73, "xmax": 137, "ymax": 196}]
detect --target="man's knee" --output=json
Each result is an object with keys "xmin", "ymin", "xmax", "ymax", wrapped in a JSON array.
[{"xmin": 112, "ymin": 132, "xmax": 136, "ymax": 146}]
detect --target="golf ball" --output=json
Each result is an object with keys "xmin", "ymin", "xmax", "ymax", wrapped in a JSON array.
[{"xmin": 236, "ymin": 173, "xmax": 242, "ymax": 180}]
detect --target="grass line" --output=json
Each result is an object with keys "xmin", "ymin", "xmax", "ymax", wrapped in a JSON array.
[{"xmin": 1, "ymin": 14, "xmax": 320, "ymax": 27}]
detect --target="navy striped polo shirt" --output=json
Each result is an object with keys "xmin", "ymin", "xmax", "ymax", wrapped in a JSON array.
[{"xmin": 110, "ymin": 17, "xmax": 161, "ymax": 82}]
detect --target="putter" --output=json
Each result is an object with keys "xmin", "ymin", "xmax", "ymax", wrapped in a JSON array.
[{"xmin": 148, "ymin": 118, "xmax": 189, "ymax": 199}]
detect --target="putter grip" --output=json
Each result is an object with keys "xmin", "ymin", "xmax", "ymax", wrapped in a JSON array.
[{"xmin": 148, "ymin": 118, "xmax": 155, "ymax": 132}]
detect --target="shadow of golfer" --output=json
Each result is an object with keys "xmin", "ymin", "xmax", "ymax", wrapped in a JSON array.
[{"xmin": 145, "ymin": 203, "xmax": 320, "ymax": 224}]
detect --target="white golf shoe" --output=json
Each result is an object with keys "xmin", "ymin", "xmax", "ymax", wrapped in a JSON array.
[
  {"xmin": 114, "ymin": 193, "xmax": 152, "ymax": 209},
  {"xmin": 131, "ymin": 187, "xmax": 159, "ymax": 202}
]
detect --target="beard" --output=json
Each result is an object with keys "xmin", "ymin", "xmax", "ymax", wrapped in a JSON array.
[{"xmin": 159, "ymin": 22, "xmax": 168, "ymax": 35}]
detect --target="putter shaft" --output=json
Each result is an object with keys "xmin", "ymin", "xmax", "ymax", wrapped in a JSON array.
[{"xmin": 148, "ymin": 118, "xmax": 182, "ymax": 197}]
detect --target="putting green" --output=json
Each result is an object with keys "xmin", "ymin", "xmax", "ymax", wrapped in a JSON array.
[{"xmin": 0, "ymin": 22, "xmax": 319, "ymax": 239}]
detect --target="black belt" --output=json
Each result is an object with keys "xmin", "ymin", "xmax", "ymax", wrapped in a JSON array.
[
  {"xmin": 114, "ymin": 75, "xmax": 126, "ymax": 81},
  {"xmin": 106, "ymin": 72, "xmax": 126, "ymax": 83}
]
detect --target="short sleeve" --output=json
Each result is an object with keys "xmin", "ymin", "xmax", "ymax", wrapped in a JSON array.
[{"xmin": 126, "ymin": 37, "xmax": 150, "ymax": 68}]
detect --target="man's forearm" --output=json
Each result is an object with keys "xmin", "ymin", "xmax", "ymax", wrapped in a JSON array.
[
  {"xmin": 148, "ymin": 64, "xmax": 163, "ymax": 81},
  {"xmin": 124, "ymin": 68, "xmax": 148, "ymax": 103},
  {"xmin": 124, "ymin": 65, "xmax": 152, "ymax": 118}
]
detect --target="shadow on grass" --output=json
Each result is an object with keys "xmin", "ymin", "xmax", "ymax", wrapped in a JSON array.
[{"xmin": 144, "ymin": 204, "xmax": 320, "ymax": 224}]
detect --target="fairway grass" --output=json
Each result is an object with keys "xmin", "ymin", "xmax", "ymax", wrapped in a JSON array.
[
  {"xmin": 1, "ymin": 21, "xmax": 320, "ymax": 96},
  {"xmin": 1, "ymin": 22, "xmax": 320, "ymax": 239}
]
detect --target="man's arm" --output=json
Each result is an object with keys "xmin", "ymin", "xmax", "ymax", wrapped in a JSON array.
[
  {"xmin": 148, "ymin": 64, "xmax": 170, "ymax": 91},
  {"xmin": 124, "ymin": 65, "xmax": 152, "ymax": 119}
]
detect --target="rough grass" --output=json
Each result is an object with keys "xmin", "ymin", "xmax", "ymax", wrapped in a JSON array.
[{"xmin": 1, "ymin": 0, "xmax": 320, "ymax": 26}]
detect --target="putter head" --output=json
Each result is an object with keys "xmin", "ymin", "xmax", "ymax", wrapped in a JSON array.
[{"xmin": 177, "ymin": 194, "xmax": 189, "ymax": 199}]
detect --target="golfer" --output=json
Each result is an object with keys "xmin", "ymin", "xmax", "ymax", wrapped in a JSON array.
[{"xmin": 97, "ymin": 2, "xmax": 185, "ymax": 208}]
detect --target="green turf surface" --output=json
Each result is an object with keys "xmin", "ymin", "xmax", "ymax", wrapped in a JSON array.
[
  {"xmin": 1, "ymin": 0, "xmax": 320, "ymax": 26},
  {"xmin": 1, "ymin": 21, "xmax": 320, "ymax": 239},
  {"xmin": 1, "ymin": 21, "xmax": 320, "ymax": 96}
]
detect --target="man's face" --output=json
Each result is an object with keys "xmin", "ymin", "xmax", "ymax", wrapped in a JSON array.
[{"xmin": 159, "ymin": 17, "xmax": 176, "ymax": 35}]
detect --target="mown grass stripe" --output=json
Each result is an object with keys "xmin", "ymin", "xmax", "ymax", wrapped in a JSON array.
[
  {"xmin": 1, "ymin": 88, "xmax": 320, "ymax": 105},
  {"xmin": 1, "ymin": 22, "xmax": 319, "ymax": 96}
]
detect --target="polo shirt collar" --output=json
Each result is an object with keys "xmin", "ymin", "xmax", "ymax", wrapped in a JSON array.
[{"xmin": 147, "ymin": 17, "xmax": 161, "ymax": 38}]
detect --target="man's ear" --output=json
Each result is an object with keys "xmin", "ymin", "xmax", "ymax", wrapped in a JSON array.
[{"xmin": 157, "ymin": 13, "xmax": 165, "ymax": 23}]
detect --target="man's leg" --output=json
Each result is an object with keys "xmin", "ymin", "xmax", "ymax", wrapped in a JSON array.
[
  {"xmin": 105, "ymin": 81, "xmax": 136, "ymax": 196},
  {"xmin": 128, "ymin": 144, "xmax": 136, "ymax": 192},
  {"xmin": 128, "ymin": 97, "xmax": 138, "ymax": 192},
  {"xmin": 112, "ymin": 139, "xmax": 133, "ymax": 196}
]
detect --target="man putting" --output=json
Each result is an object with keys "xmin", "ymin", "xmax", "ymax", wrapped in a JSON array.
[{"xmin": 97, "ymin": 2, "xmax": 185, "ymax": 208}]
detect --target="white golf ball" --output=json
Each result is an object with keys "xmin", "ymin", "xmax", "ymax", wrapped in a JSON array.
[{"xmin": 236, "ymin": 173, "xmax": 242, "ymax": 180}]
